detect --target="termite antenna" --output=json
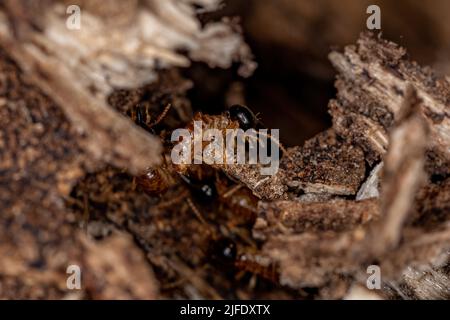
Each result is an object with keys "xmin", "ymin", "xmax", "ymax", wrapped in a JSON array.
[
  {"xmin": 178, "ymin": 172, "xmax": 192, "ymax": 185},
  {"xmin": 155, "ymin": 189, "xmax": 189, "ymax": 209},
  {"xmin": 248, "ymin": 131, "xmax": 292, "ymax": 161},
  {"xmin": 254, "ymin": 112, "xmax": 262, "ymax": 123},
  {"xmin": 222, "ymin": 184, "xmax": 243, "ymax": 198},
  {"xmin": 150, "ymin": 103, "xmax": 171, "ymax": 127}
]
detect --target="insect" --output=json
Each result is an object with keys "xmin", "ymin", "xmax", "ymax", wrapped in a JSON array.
[
  {"xmin": 209, "ymin": 236, "xmax": 279, "ymax": 283},
  {"xmin": 132, "ymin": 104, "xmax": 281, "ymax": 284},
  {"xmin": 174, "ymin": 105, "xmax": 286, "ymax": 195},
  {"xmin": 134, "ymin": 104, "xmax": 269, "ymax": 220},
  {"xmin": 179, "ymin": 173, "xmax": 217, "ymax": 205},
  {"xmin": 135, "ymin": 104, "xmax": 261, "ymax": 196}
]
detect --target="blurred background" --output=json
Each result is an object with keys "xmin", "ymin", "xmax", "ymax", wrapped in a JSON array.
[{"xmin": 186, "ymin": 0, "xmax": 450, "ymax": 146}]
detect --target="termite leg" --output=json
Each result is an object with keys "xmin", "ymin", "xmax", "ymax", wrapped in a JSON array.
[
  {"xmin": 187, "ymin": 197, "xmax": 208, "ymax": 226},
  {"xmin": 222, "ymin": 184, "xmax": 243, "ymax": 198},
  {"xmin": 131, "ymin": 177, "xmax": 137, "ymax": 191},
  {"xmin": 155, "ymin": 189, "xmax": 189, "ymax": 209},
  {"xmin": 135, "ymin": 104, "xmax": 153, "ymax": 132}
]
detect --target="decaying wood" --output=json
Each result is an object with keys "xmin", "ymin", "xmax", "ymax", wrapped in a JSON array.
[
  {"xmin": 237, "ymin": 127, "xmax": 368, "ymax": 201},
  {"xmin": 281, "ymin": 129, "xmax": 366, "ymax": 196},
  {"xmin": 220, "ymin": 164, "xmax": 288, "ymax": 200},
  {"xmin": 356, "ymin": 162, "xmax": 383, "ymax": 200},
  {"xmin": 412, "ymin": 177, "xmax": 450, "ymax": 229},
  {"xmin": 0, "ymin": 0, "xmax": 256, "ymax": 299},
  {"xmin": 0, "ymin": 0, "xmax": 448, "ymax": 299},
  {"xmin": 2, "ymin": 0, "xmax": 255, "ymax": 95},
  {"xmin": 253, "ymin": 199, "xmax": 379, "ymax": 241},
  {"xmin": 1, "ymin": 39, "xmax": 163, "ymax": 174},
  {"xmin": 367, "ymin": 89, "xmax": 428, "ymax": 256},
  {"xmin": 0, "ymin": 0, "xmax": 256, "ymax": 174},
  {"xmin": 0, "ymin": 46, "xmax": 88, "ymax": 298},
  {"xmin": 0, "ymin": 48, "xmax": 161, "ymax": 299},
  {"xmin": 329, "ymin": 32, "xmax": 450, "ymax": 175},
  {"xmin": 82, "ymin": 232, "xmax": 159, "ymax": 299},
  {"xmin": 257, "ymin": 34, "xmax": 449, "ymax": 298},
  {"xmin": 401, "ymin": 266, "xmax": 450, "ymax": 300}
]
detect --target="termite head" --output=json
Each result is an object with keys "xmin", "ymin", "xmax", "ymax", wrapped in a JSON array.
[
  {"xmin": 195, "ymin": 182, "xmax": 217, "ymax": 204},
  {"xmin": 210, "ymin": 237, "xmax": 237, "ymax": 264},
  {"xmin": 227, "ymin": 104, "xmax": 257, "ymax": 130},
  {"xmin": 179, "ymin": 174, "xmax": 217, "ymax": 204}
]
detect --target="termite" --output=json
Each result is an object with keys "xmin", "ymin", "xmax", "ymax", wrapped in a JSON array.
[
  {"xmin": 136, "ymin": 105, "xmax": 286, "ymax": 198},
  {"xmin": 216, "ymin": 180, "xmax": 259, "ymax": 224},
  {"xmin": 131, "ymin": 104, "xmax": 282, "ymax": 282},
  {"xmin": 209, "ymin": 236, "xmax": 279, "ymax": 283},
  {"xmin": 134, "ymin": 104, "xmax": 253, "ymax": 191},
  {"xmin": 134, "ymin": 104, "xmax": 270, "ymax": 219}
]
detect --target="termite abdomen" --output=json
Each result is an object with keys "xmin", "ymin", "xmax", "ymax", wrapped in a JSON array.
[{"xmin": 136, "ymin": 167, "xmax": 174, "ymax": 195}]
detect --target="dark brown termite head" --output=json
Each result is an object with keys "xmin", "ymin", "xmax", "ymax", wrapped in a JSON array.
[
  {"xmin": 209, "ymin": 237, "xmax": 238, "ymax": 264},
  {"xmin": 227, "ymin": 104, "xmax": 258, "ymax": 130},
  {"xmin": 179, "ymin": 173, "xmax": 218, "ymax": 205}
]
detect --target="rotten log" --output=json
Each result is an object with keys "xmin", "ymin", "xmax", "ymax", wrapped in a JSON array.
[{"xmin": 257, "ymin": 34, "xmax": 449, "ymax": 299}]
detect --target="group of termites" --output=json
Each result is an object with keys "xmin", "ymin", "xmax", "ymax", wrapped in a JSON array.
[{"xmin": 128, "ymin": 102, "xmax": 279, "ymax": 283}]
